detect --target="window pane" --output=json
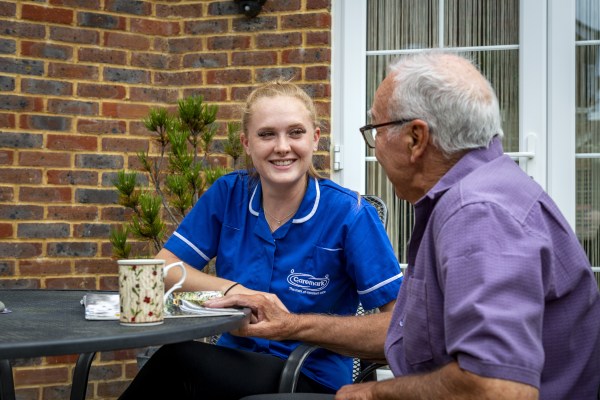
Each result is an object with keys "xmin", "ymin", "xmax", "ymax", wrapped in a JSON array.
[
  {"xmin": 576, "ymin": 0, "xmax": 600, "ymax": 270},
  {"xmin": 365, "ymin": 1, "xmax": 519, "ymax": 261},
  {"xmin": 445, "ymin": 0, "xmax": 519, "ymax": 47},
  {"xmin": 367, "ymin": 0, "xmax": 438, "ymax": 51}
]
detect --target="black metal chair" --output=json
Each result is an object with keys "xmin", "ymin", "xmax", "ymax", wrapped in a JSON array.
[{"xmin": 239, "ymin": 196, "xmax": 391, "ymax": 400}]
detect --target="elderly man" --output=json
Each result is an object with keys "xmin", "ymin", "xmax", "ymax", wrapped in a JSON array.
[{"xmin": 210, "ymin": 52, "xmax": 600, "ymax": 400}]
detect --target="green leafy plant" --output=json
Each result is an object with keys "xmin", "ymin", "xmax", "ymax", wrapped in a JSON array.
[{"xmin": 111, "ymin": 96, "xmax": 243, "ymax": 258}]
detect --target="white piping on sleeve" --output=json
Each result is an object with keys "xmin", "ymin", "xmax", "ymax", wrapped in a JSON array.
[
  {"xmin": 357, "ymin": 272, "xmax": 403, "ymax": 295},
  {"xmin": 172, "ymin": 231, "xmax": 210, "ymax": 262}
]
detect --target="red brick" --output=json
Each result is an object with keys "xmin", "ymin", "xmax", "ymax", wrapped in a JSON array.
[
  {"xmin": 12, "ymin": 388, "xmax": 38, "ymax": 400},
  {"xmin": 129, "ymin": 87, "xmax": 178, "ymax": 103},
  {"xmin": 46, "ymin": 134, "xmax": 98, "ymax": 151},
  {"xmin": 46, "ymin": 354, "xmax": 79, "ymax": 365},
  {"xmin": 0, "ymin": 149, "xmax": 14, "ymax": 165},
  {"xmin": 305, "ymin": 65, "xmax": 329, "ymax": 81},
  {"xmin": 232, "ymin": 51, "xmax": 277, "ymax": 66},
  {"xmin": 77, "ymin": 118, "xmax": 126, "ymax": 135},
  {"xmin": 14, "ymin": 367, "xmax": 69, "ymax": 385},
  {"xmin": 20, "ymin": 259, "xmax": 72, "ymax": 275},
  {"xmin": 20, "ymin": 187, "xmax": 72, "ymax": 202},
  {"xmin": 153, "ymin": 70, "xmax": 203, "ymax": 86},
  {"xmin": 0, "ymin": 223, "xmax": 13, "ymax": 238},
  {"xmin": 130, "ymin": 18, "xmax": 180, "ymax": 36},
  {"xmin": 156, "ymin": 3, "xmax": 204, "ymax": 18},
  {"xmin": 207, "ymin": 35, "xmax": 251, "ymax": 51},
  {"xmin": 206, "ymin": 69, "xmax": 251, "ymax": 85},
  {"xmin": 281, "ymin": 13, "xmax": 331, "ymax": 29},
  {"xmin": 99, "ymin": 275, "xmax": 118, "ymax": 290},
  {"xmin": 0, "ymin": 113, "xmax": 15, "ymax": 128},
  {"xmin": 47, "ymin": 205, "xmax": 99, "ymax": 220},
  {"xmin": 97, "ymin": 379, "xmax": 131, "ymax": 398},
  {"xmin": 256, "ymin": 32, "xmax": 302, "ymax": 49},
  {"xmin": 47, "ymin": 170, "xmax": 98, "ymax": 185},
  {"xmin": 0, "ymin": 168, "xmax": 42, "ymax": 184},
  {"xmin": 77, "ymin": 83, "xmax": 126, "ymax": 100},
  {"xmin": 99, "ymin": 349, "xmax": 138, "ymax": 362},
  {"xmin": 22, "ymin": 4, "xmax": 74, "ymax": 25},
  {"xmin": 74, "ymin": 258, "xmax": 117, "ymax": 274},
  {"xmin": 182, "ymin": 87, "xmax": 227, "ymax": 102},
  {"xmin": 282, "ymin": 48, "xmax": 330, "ymax": 64},
  {"xmin": 20, "ymin": 40, "xmax": 73, "ymax": 60},
  {"xmin": 0, "ymin": 2, "xmax": 16, "ymax": 16},
  {"xmin": 307, "ymin": 0, "xmax": 331, "ymax": 10},
  {"xmin": 0, "ymin": 186, "xmax": 14, "ymax": 201},
  {"xmin": 45, "ymin": 276, "xmax": 97, "ymax": 290},
  {"xmin": 306, "ymin": 31, "xmax": 330, "ymax": 46},
  {"xmin": 48, "ymin": 62, "xmax": 99, "ymax": 80},
  {"xmin": 18, "ymin": 151, "xmax": 71, "ymax": 167},
  {"xmin": 78, "ymin": 47, "xmax": 127, "ymax": 65},
  {"xmin": 104, "ymin": 31, "xmax": 151, "ymax": 51},
  {"xmin": 101, "ymin": 137, "xmax": 149, "ymax": 153},
  {"xmin": 102, "ymin": 103, "xmax": 150, "ymax": 119},
  {"xmin": 50, "ymin": 0, "xmax": 101, "ymax": 8}
]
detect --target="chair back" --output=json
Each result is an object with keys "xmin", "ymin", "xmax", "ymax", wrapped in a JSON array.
[{"xmin": 362, "ymin": 195, "xmax": 388, "ymax": 228}]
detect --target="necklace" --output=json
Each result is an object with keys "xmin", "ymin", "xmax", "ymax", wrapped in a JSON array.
[{"xmin": 263, "ymin": 207, "xmax": 297, "ymax": 225}]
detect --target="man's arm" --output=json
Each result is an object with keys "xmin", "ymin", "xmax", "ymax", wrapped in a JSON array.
[
  {"xmin": 335, "ymin": 361, "xmax": 539, "ymax": 400},
  {"xmin": 205, "ymin": 294, "xmax": 394, "ymax": 362}
]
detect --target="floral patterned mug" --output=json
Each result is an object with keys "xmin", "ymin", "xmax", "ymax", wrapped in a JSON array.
[{"xmin": 117, "ymin": 259, "xmax": 187, "ymax": 326}]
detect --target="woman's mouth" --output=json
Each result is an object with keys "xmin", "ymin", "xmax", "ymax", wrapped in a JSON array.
[{"xmin": 271, "ymin": 160, "xmax": 294, "ymax": 166}]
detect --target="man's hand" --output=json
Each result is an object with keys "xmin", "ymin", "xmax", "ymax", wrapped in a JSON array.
[
  {"xmin": 335, "ymin": 381, "xmax": 378, "ymax": 400},
  {"xmin": 204, "ymin": 293, "xmax": 294, "ymax": 340}
]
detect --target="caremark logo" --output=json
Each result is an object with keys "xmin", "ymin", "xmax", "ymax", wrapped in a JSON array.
[{"xmin": 287, "ymin": 270, "xmax": 329, "ymax": 292}]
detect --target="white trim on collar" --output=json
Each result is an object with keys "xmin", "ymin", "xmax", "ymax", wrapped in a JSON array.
[
  {"xmin": 248, "ymin": 177, "xmax": 320, "ymax": 224},
  {"xmin": 249, "ymin": 185, "xmax": 260, "ymax": 217},
  {"xmin": 293, "ymin": 177, "xmax": 319, "ymax": 224}
]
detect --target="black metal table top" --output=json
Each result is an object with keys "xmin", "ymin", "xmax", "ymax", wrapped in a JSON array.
[{"xmin": 0, "ymin": 289, "xmax": 249, "ymax": 360}]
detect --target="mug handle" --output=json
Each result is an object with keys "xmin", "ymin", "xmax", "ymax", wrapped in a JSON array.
[{"xmin": 163, "ymin": 261, "xmax": 187, "ymax": 301}]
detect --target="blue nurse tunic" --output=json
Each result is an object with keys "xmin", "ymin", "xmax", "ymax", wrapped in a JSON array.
[{"xmin": 164, "ymin": 170, "xmax": 402, "ymax": 390}]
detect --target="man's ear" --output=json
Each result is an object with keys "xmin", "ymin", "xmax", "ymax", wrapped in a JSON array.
[{"xmin": 408, "ymin": 120, "xmax": 429, "ymax": 162}]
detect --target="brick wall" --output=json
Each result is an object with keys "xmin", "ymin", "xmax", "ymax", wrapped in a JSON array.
[{"xmin": 0, "ymin": 1, "xmax": 332, "ymax": 398}]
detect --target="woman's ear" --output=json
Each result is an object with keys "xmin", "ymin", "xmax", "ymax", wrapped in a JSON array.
[
  {"xmin": 313, "ymin": 127, "xmax": 321, "ymax": 151},
  {"xmin": 240, "ymin": 132, "xmax": 251, "ymax": 155}
]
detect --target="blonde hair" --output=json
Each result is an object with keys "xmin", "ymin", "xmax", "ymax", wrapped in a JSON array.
[{"xmin": 241, "ymin": 80, "xmax": 322, "ymax": 179}]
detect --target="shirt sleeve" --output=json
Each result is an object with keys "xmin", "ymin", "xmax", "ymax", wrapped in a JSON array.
[
  {"xmin": 437, "ymin": 201, "xmax": 546, "ymax": 387},
  {"xmin": 344, "ymin": 203, "xmax": 403, "ymax": 310},
  {"xmin": 163, "ymin": 176, "xmax": 229, "ymax": 270}
]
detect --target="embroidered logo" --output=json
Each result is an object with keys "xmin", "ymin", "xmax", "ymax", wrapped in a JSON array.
[{"xmin": 287, "ymin": 270, "xmax": 329, "ymax": 295}]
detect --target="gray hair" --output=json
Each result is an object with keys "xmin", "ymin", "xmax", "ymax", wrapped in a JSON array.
[{"xmin": 387, "ymin": 52, "xmax": 503, "ymax": 155}]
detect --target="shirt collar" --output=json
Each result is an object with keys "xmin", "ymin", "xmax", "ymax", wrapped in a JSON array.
[
  {"xmin": 419, "ymin": 136, "xmax": 505, "ymax": 204},
  {"xmin": 248, "ymin": 176, "xmax": 320, "ymax": 225}
]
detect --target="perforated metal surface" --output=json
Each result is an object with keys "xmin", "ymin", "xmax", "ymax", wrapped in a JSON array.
[{"xmin": 0, "ymin": 290, "xmax": 248, "ymax": 360}]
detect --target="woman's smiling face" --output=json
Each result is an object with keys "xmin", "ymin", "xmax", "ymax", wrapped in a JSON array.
[{"xmin": 241, "ymin": 95, "xmax": 320, "ymax": 190}]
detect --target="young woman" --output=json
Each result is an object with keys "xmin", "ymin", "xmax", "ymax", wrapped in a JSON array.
[{"xmin": 118, "ymin": 81, "xmax": 402, "ymax": 399}]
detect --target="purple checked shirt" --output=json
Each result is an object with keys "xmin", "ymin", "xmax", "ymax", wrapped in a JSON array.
[{"xmin": 384, "ymin": 138, "xmax": 600, "ymax": 399}]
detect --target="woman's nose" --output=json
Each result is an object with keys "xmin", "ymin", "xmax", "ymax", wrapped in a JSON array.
[{"xmin": 274, "ymin": 134, "xmax": 290, "ymax": 153}]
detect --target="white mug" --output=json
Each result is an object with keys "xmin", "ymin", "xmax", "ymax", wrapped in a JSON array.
[{"xmin": 118, "ymin": 259, "xmax": 187, "ymax": 326}]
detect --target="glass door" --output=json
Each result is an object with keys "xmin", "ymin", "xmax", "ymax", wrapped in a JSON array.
[
  {"xmin": 332, "ymin": 0, "xmax": 598, "ymax": 271},
  {"xmin": 576, "ymin": 0, "xmax": 600, "ymax": 279}
]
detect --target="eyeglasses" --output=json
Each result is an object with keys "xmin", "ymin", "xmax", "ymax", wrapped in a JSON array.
[{"xmin": 359, "ymin": 119, "xmax": 416, "ymax": 148}]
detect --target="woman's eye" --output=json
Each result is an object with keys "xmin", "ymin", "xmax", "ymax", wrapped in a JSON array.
[
  {"xmin": 257, "ymin": 131, "xmax": 275, "ymax": 138},
  {"xmin": 289, "ymin": 129, "xmax": 305, "ymax": 137}
]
